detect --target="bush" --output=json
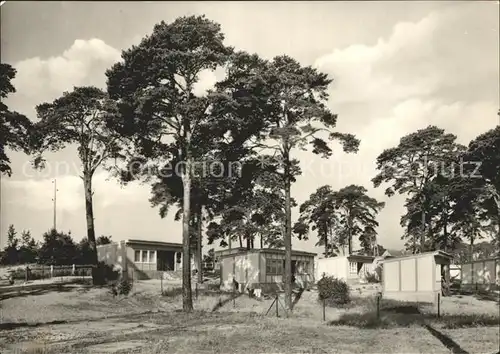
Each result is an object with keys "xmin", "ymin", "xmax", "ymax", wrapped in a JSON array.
[
  {"xmin": 317, "ymin": 276, "xmax": 350, "ymax": 305},
  {"xmin": 109, "ymin": 276, "xmax": 133, "ymax": 296},
  {"xmin": 116, "ymin": 277, "xmax": 133, "ymax": 295},
  {"xmin": 95, "ymin": 262, "xmax": 120, "ymax": 284},
  {"xmin": 365, "ymin": 272, "xmax": 380, "ymax": 283}
]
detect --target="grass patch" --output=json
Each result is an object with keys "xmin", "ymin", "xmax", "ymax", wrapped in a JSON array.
[
  {"xmin": 328, "ymin": 304, "xmax": 499, "ymax": 329},
  {"xmin": 439, "ymin": 314, "xmax": 500, "ymax": 329}
]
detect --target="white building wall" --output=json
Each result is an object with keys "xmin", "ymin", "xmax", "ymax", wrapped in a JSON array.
[{"xmin": 316, "ymin": 256, "xmax": 348, "ymax": 281}]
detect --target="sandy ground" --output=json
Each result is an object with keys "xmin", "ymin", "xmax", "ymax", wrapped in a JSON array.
[
  {"xmin": 0, "ymin": 280, "xmax": 498, "ymax": 353},
  {"xmin": 1, "ymin": 310, "xmax": 498, "ymax": 354}
]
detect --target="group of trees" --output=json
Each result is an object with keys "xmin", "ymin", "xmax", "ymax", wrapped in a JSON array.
[
  {"xmin": 1, "ymin": 15, "xmax": 498, "ymax": 312},
  {"xmin": 0, "ymin": 225, "xmax": 112, "ymax": 265},
  {"xmin": 2, "ymin": 15, "xmax": 357, "ymax": 311},
  {"xmin": 372, "ymin": 125, "xmax": 500, "ymax": 258},
  {"xmin": 294, "ymin": 185, "xmax": 385, "ymax": 257}
]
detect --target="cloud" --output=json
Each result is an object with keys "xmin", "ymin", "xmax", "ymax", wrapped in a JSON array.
[
  {"xmin": 6, "ymin": 39, "xmax": 121, "ymax": 118},
  {"xmin": 315, "ymin": 3, "xmax": 499, "ymax": 121}
]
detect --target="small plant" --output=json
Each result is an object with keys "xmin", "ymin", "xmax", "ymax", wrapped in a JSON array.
[
  {"xmin": 317, "ymin": 276, "xmax": 350, "ymax": 306},
  {"xmin": 116, "ymin": 277, "xmax": 133, "ymax": 295}
]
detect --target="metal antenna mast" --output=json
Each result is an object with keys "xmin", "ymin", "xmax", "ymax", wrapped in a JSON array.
[{"xmin": 52, "ymin": 179, "xmax": 58, "ymax": 230}]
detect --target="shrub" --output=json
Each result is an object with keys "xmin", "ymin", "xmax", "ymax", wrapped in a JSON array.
[
  {"xmin": 317, "ymin": 276, "xmax": 350, "ymax": 305},
  {"xmin": 95, "ymin": 262, "xmax": 120, "ymax": 283},
  {"xmin": 365, "ymin": 272, "xmax": 380, "ymax": 283},
  {"xmin": 117, "ymin": 277, "xmax": 133, "ymax": 295}
]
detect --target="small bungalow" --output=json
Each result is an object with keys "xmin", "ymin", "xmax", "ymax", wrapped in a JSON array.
[
  {"xmin": 459, "ymin": 257, "xmax": 500, "ymax": 291},
  {"xmin": 97, "ymin": 239, "xmax": 193, "ymax": 280},
  {"xmin": 381, "ymin": 250, "xmax": 452, "ymax": 304},
  {"xmin": 216, "ymin": 248, "xmax": 316, "ymax": 293},
  {"xmin": 315, "ymin": 254, "xmax": 376, "ymax": 284}
]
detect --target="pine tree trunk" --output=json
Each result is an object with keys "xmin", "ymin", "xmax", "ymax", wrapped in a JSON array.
[
  {"xmin": 260, "ymin": 234, "xmax": 263, "ymax": 249},
  {"xmin": 470, "ymin": 236, "xmax": 474, "ymax": 262},
  {"xmin": 442, "ymin": 215, "xmax": 448, "ymax": 253},
  {"xmin": 283, "ymin": 158, "xmax": 292, "ymax": 311},
  {"xmin": 196, "ymin": 205, "xmax": 203, "ymax": 284},
  {"xmin": 347, "ymin": 211, "xmax": 353, "ymax": 255},
  {"xmin": 238, "ymin": 235, "xmax": 243, "ymax": 248},
  {"xmin": 420, "ymin": 202, "xmax": 426, "ymax": 253},
  {"xmin": 182, "ymin": 157, "xmax": 194, "ymax": 312},
  {"xmin": 83, "ymin": 172, "xmax": 100, "ymax": 284}
]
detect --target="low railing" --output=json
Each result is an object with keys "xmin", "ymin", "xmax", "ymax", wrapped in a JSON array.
[{"xmin": 9, "ymin": 264, "xmax": 95, "ymax": 281}]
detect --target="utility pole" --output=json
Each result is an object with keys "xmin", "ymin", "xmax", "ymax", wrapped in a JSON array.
[{"xmin": 52, "ymin": 179, "xmax": 58, "ymax": 230}]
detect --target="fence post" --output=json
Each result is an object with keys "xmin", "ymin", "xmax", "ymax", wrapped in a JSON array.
[
  {"xmin": 322, "ymin": 298, "xmax": 326, "ymax": 321},
  {"xmin": 72, "ymin": 264, "xmax": 76, "ymax": 276},
  {"xmin": 275, "ymin": 294, "xmax": 279, "ymax": 317},
  {"xmin": 437, "ymin": 293, "xmax": 441, "ymax": 318},
  {"xmin": 50, "ymin": 265, "xmax": 53, "ymax": 279},
  {"xmin": 376, "ymin": 294, "xmax": 380, "ymax": 319},
  {"xmin": 161, "ymin": 274, "xmax": 163, "ymax": 294}
]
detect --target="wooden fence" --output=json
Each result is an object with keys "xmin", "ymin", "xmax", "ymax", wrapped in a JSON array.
[{"xmin": 10, "ymin": 264, "xmax": 95, "ymax": 281}]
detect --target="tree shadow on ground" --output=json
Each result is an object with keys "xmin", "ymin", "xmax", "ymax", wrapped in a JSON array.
[
  {"xmin": 451, "ymin": 289, "xmax": 500, "ymax": 303},
  {"xmin": 0, "ymin": 319, "xmax": 68, "ymax": 331},
  {"xmin": 0, "ymin": 284, "xmax": 76, "ymax": 301},
  {"xmin": 423, "ymin": 324, "xmax": 468, "ymax": 354},
  {"xmin": 291, "ymin": 288, "xmax": 305, "ymax": 310},
  {"xmin": 211, "ymin": 293, "xmax": 243, "ymax": 312}
]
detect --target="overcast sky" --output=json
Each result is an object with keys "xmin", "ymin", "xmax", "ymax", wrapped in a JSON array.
[{"xmin": 1, "ymin": 1, "xmax": 499, "ymax": 253}]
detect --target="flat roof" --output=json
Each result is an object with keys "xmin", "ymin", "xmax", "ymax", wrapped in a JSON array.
[
  {"xmin": 126, "ymin": 239, "xmax": 183, "ymax": 248},
  {"xmin": 317, "ymin": 254, "xmax": 375, "ymax": 262},
  {"xmin": 348, "ymin": 254, "xmax": 375, "ymax": 262},
  {"xmin": 215, "ymin": 247, "xmax": 316, "ymax": 258},
  {"xmin": 382, "ymin": 250, "xmax": 452, "ymax": 263},
  {"xmin": 96, "ymin": 239, "xmax": 183, "ymax": 249}
]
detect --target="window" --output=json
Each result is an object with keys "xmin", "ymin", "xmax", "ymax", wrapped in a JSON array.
[
  {"xmin": 134, "ymin": 250, "xmax": 157, "ymax": 263},
  {"xmin": 349, "ymin": 261, "xmax": 358, "ymax": 274},
  {"xmin": 266, "ymin": 258, "xmax": 283, "ymax": 275}
]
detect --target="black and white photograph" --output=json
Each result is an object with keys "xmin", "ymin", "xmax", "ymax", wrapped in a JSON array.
[{"xmin": 0, "ymin": 1, "xmax": 499, "ymax": 353}]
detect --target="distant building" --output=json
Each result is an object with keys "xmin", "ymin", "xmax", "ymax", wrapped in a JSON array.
[
  {"xmin": 315, "ymin": 254, "xmax": 376, "ymax": 284},
  {"xmin": 216, "ymin": 248, "xmax": 316, "ymax": 293},
  {"xmin": 97, "ymin": 239, "xmax": 193, "ymax": 280}
]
